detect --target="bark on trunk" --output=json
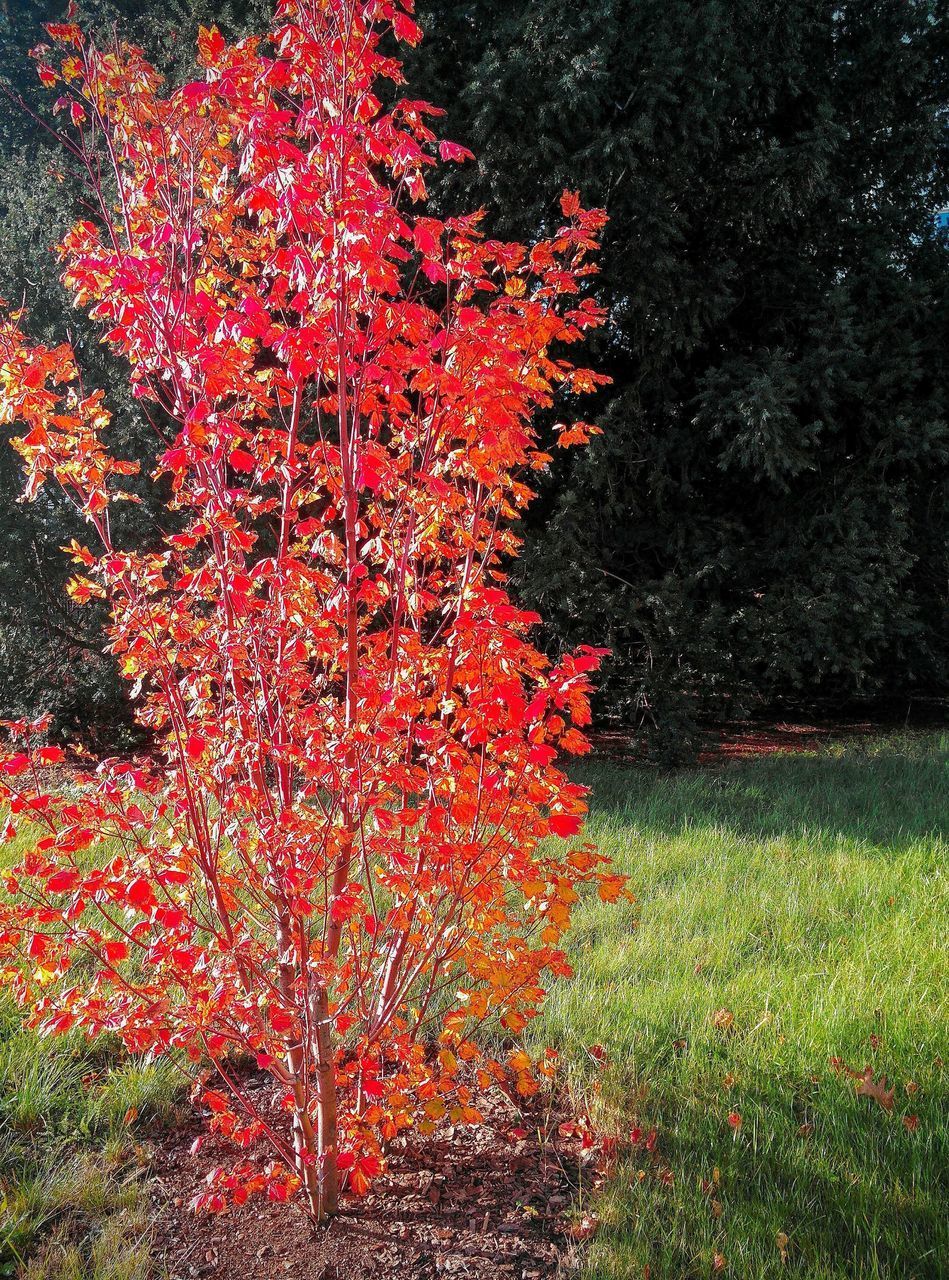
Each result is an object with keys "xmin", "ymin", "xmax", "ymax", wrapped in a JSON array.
[
  {"xmin": 277, "ymin": 915, "xmax": 338, "ymax": 1220},
  {"xmin": 312, "ymin": 985, "xmax": 339, "ymax": 1216}
]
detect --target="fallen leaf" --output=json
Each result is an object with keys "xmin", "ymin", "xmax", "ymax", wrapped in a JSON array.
[
  {"xmin": 902, "ymin": 1114, "xmax": 919, "ymax": 1132},
  {"xmin": 855, "ymin": 1068, "xmax": 894, "ymax": 1112},
  {"xmin": 568, "ymin": 1213, "xmax": 599, "ymax": 1240}
]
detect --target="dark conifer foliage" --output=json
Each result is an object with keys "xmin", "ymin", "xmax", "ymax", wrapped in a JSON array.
[
  {"xmin": 405, "ymin": 0, "xmax": 949, "ymax": 754},
  {"xmin": 0, "ymin": 0, "xmax": 271, "ymax": 737},
  {"xmin": 1, "ymin": 0, "xmax": 947, "ymax": 753}
]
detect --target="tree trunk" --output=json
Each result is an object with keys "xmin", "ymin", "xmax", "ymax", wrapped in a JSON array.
[
  {"xmin": 312, "ymin": 985, "xmax": 339, "ymax": 1215},
  {"xmin": 277, "ymin": 914, "xmax": 337, "ymax": 1220}
]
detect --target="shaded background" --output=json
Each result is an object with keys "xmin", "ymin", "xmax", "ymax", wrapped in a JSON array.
[{"xmin": 1, "ymin": 0, "xmax": 946, "ymax": 758}]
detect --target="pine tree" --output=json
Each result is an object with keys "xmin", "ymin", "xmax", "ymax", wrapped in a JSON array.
[{"xmin": 408, "ymin": 0, "xmax": 949, "ymax": 753}]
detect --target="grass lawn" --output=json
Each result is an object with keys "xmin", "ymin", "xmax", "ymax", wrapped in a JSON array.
[
  {"xmin": 1, "ymin": 730, "xmax": 945, "ymax": 1278},
  {"xmin": 536, "ymin": 731, "xmax": 947, "ymax": 1279},
  {"xmin": 0, "ymin": 1009, "xmax": 180, "ymax": 1279}
]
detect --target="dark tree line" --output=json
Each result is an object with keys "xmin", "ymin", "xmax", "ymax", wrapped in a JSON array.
[{"xmin": 1, "ymin": 0, "xmax": 947, "ymax": 756}]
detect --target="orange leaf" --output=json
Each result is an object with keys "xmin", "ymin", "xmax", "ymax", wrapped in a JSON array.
[
  {"xmin": 855, "ymin": 1068, "xmax": 894, "ymax": 1112},
  {"xmin": 560, "ymin": 190, "xmax": 581, "ymax": 217}
]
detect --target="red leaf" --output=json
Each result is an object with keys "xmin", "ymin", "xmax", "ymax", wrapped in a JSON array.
[
  {"xmin": 44, "ymin": 22, "xmax": 83, "ymax": 45},
  {"xmin": 127, "ymin": 877, "xmax": 156, "ymax": 911},
  {"xmin": 349, "ymin": 1153, "xmax": 383, "ymax": 1195},
  {"xmin": 181, "ymin": 81, "xmax": 210, "ymax": 108},
  {"xmin": 568, "ymin": 1214, "xmax": 599, "ymax": 1241},
  {"xmin": 438, "ymin": 140, "xmax": 474, "ymax": 164},
  {"xmin": 855, "ymin": 1068, "xmax": 895, "ymax": 1112},
  {"xmin": 101, "ymin": 939, "xmax": 128, "ymax": 964},
  {"xmin": 197, "ymin": 25, "xmax": 225, "ymax": 64},
  {"xmin": 549, "ymin": 813, "xmax": 582, "ymax": 838},
  {"xmin": 392, "ymin": 12, "xmax": 423, "ymax": 44},
  {"xmin": 229, "ymin": 448, "xmax": 255, "ymax": 473},
  {"xmin": 161, "ymin": 446, "xmax": 191, "ymax": 473},
  {"xmin": 28, "ymin": 933, "xmax": 50, "ymax": 961},
  {"xmin": 269, "ymin": 1006, "xmax": 294, "ymax": 1034},
  {"xmin": 46, "ymin": 869, "xmax": 80, "ymax": 894}
]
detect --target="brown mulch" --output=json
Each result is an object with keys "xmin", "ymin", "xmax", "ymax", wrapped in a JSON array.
[
  {"xmin": 148, "ymin": 1075, "xmax": 594, "ymax": 1280},
  {"xmin": 589, "ymin": 717, "xmax": 885, "ymax": 765},
  {"xmin": 696, "ymin": 719, "xmax": 879, "ymax": 763}
]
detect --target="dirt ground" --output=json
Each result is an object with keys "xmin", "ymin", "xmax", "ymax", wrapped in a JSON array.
[
  {"xmin": 149, "ymin": 1074, "xmax": 599, "ymax": 1280},
  {"xmin": 589, "ymin": 715, "xmax": 888, "ymax": 764}
]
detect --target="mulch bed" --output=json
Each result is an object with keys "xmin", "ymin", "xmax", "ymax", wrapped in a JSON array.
[
  {"xmin": 148, "ymin": 1074, "xmax": 594, "ymax": 1280},
  {"xmin": 696, "ymin": 719, "xmax": 879, "ymax": 763},
  {"xmin": 589, "ymin": 717, "xmax": 883, "ymax": 764}
]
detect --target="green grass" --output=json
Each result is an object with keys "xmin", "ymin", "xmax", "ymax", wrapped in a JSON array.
[
  {"xmin": 1, "ymin": 731, "xmax": 945, "ymax": 1277},
  {"xmin": 534, "ymin": 731, "xmax": 948, "ymax": 1279},
  {"xmin": 0, "ymin": 982, "xmax": 181, "ymax": 1279}
]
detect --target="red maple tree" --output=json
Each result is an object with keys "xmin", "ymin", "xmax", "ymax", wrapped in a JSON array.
[{"xmin": 0, "ymin": 0, "xmax": 625, "ymax": 1220}]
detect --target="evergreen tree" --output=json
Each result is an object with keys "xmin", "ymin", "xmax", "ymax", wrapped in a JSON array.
[
  {"xmin": 0, "ymin": 0, "xmax": 270, "ymax": 737},
  {"xmin": 408, "ymin": 0, "xmax": 949, "ymax": 754}
]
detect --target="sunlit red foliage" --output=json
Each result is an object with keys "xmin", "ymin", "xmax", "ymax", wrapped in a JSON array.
[{"xmin": 0, "ymin": 0, "xmax": 624, "ymax": 1221}]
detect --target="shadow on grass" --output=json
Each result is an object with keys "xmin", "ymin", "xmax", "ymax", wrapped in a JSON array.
[
  {"xmin": 591, "ymin": 1091, "xmax": 946, "ymax": 1279},
  {"xmin": 579, "ymin": 734, "xmax": 948, "ymax": 851},
  {"xmin": 561, "ymin": 733, "xmax": 948, "ymax": 1278}
]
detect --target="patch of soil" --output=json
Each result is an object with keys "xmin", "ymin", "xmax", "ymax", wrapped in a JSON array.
[
  {"xmin": 695, "ymin": 719, "xmax": 880, "ymax": 763},
  {"xmin": 590, "ymin": 695, "xmax": 947, "ymax": 766},
  {"xmin": 589, "ymin": 714, "xmax": 919, "ymax": 764},
  {"xmin": 148, "ymin": 1077, "xmax": 592, "ymax": 1280}
]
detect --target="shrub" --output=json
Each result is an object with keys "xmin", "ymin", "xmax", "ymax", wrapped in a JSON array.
[{"xmin": 0, "ymin": 0, "xmax": 625, "ymax": 1221}]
